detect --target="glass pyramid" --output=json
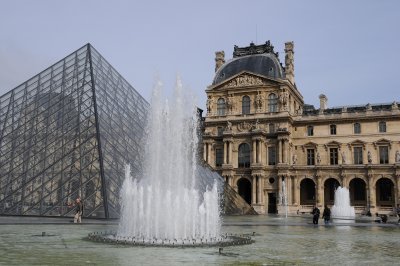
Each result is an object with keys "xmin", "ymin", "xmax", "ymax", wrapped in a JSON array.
[
  {"xmin": 0, "ymin": 44, "xmax": 148, "ymax": 218},
  {"xmin": 0, "ymin": 43, "xmax": 254, "ymax": 219}
]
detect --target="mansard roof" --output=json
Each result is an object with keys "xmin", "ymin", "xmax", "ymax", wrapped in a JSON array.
[{"xmin": 212, "ymin": 42, "xmax": 285, "ymax": 85}]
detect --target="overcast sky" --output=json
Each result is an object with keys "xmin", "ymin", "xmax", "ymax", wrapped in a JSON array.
[{"xmin": 1, "ymin": 0, "xmax": 399, "ymax": 110}]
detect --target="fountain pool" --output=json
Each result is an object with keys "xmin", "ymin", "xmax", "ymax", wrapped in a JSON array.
[{"xmin": 1, "ymin": 216, "xmax": 399, "ymax": 265}]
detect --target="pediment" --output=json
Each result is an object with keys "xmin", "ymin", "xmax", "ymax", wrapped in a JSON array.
[
  {"xmin": 324, "ymin": 141, "xmax": 341, "ymax": 151},
  {"xmin": 207, "ymin": 71, "xmax": 283, "ymax": 91},
  {"xmin": 373, "ymin": 138, "xmax": 392, "ymax": 148},
  {"xmin": 348, "ymin": 139, "xmax": 367, "ymax": 149},
  {"xmin": 302, "ymin": 141, "xmax": 318, "ymax": 151}
]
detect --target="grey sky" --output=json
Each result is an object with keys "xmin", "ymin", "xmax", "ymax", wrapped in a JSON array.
[{"xmin": 0, "ymin": 0, "xmax": 399, "ymax": 110}]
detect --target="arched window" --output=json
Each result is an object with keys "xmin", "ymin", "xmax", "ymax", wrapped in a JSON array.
[
  {"xmin": 268, "ymin": 93, "xmax": 278, "ymax": 112},
  {"xmin": 242, "ymin": 96, "xmax": 250, "ymax": 115},
  {"xmin": 217, "ymin": 98, "xmax": 225, "ymax": 116},
  {"xmin": 238, "ymin": 143, "xmax": 251, "ymax": 168}
]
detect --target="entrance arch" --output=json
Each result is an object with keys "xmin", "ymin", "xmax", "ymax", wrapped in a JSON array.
[
  {"xmin": 349, "ymin": 178, "xmax": 366, "ymax": 206},
  {"xmin": 237, "ymin": 178, "xmax": 252, "ymax": 205},
  {"xmin": 300, "ymin": 178, "xmax": 316, "ymax": 205},
  {"xmin": 324, "ymin": 178, "xmax": 340, "ymax": 206},
  {"xmin": 376, "ymin": 178, "xmax": 395, "ymax": 207}
]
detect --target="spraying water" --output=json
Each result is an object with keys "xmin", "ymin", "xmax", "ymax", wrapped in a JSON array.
[
  {"xmin": 282, "ymin": 178, "xmax": 288, "ymax": 218},
  {"xmin": 117, "ymin": 78, "xmax": 220, "ymax": 243},
  {"xmin": 331, "ymin": 186, "xmax": 355, "ymax": 219}
]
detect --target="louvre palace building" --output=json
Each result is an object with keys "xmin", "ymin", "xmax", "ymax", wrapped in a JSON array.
[{"xmin": 203, "ymin": 41, "xmax": 400, "ymax": 215}]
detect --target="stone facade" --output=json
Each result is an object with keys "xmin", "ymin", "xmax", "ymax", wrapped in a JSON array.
[{"xmin": 203, "ymin": 41, "xmax": 400, "ymax": 215}]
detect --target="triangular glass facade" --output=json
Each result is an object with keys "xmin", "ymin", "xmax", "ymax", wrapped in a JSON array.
[
  {"xmin": 0, "ymin": 43, "xmax": 253, "ymax": 219},
  {"xmin": 0, "ymin": 44, "xmax": 148, "ymax": 218}
]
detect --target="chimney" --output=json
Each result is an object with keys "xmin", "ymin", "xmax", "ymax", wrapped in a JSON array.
[
  {"xmin": 215, "ymin": 51, "xmax": 225, "ymax": 72},
  {"xmin": 319, "ymin": 94, "xmax": 328, "ymax": 113},
  {"xmin": 284, "ymin": 42, "xmax": 294, "ymax": 84}
]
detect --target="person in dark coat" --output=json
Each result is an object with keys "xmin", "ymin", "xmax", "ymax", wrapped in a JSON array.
[
  {"xmin": 312, "ymin": 205, "xmax": 320, "ymax": 224},
  {"xmin": 322, "ymin": 205, "xmax": 331, "ymax": 224},
  {"xmin": 73, "ymin": 197, "xmax": 83, "ymax": 223}
]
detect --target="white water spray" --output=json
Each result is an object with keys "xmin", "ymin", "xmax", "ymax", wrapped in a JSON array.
[
  {"xmin": 331, "ymin": 186, "xmax": 355, "ymax": 218},
  {"xmin": 117, "ymin": 78, "xmax": 220, "ymax": 243}
]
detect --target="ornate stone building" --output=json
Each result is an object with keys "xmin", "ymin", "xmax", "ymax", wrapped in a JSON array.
[{"xmin": 203, "ymin": 41, "xmax": 400, "ymax": 215}]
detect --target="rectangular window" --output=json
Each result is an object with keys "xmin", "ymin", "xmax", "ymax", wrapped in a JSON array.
[
  {"xmin": 379, "ymin": 146, "xmax": 389, "ymax": 164},
  {"xmin": 269, "ymin": 123, "xmax": 275, "ymax": 133},
  {"xmin": 307, "ymin": 149, "xmax": 315, "ymax": 165},
  {"xmin": 353, "ymin": 147, "xmax": 363, "ymax": 164},
  {"xmin": 268, "ymin": 146, "xmax": 276, "ymax": 165},
  {"xmin": 217, "ymin": 127, "xmax": 224, "ymax": 136},
  {"xmin": 330, "ymin": 148, "xmax": 338, "ymax": 165},
  {"xmin": 215, "ymin": 148, "xmax": 223, "ymax": 167},
  {"xmin": 330, "ymin": 125, "xmax": 337, "ymax": 135},
  {"xmin": 354, "ymin": 123, "xmax": 361, "ymax": 134},
  {"xmin": 307, "ymin": 126, "xmax": 314, "ymax": 136},
  {"xmin": 379, "ymin": 121, "xmax": 386, "ymax": 133}
]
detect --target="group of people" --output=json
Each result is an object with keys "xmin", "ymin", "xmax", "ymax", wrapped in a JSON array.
[
  {"xmin": 311, "ymin": 205, "xmax": 331, "ymax": 225},
  {"xmin": 311, "ymin": 204, "xmax": 400, "ymax": 225}
]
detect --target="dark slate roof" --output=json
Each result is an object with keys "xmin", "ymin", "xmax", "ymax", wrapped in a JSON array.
[
  {"xmin": 303, "ymin": 102, "xmax": 397, "ymax": 116},
  {"xmin": 212, "ymin": 54, "xmax": 285, "ymax": 85}
]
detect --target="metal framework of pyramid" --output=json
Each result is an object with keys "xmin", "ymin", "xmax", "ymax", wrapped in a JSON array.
[
  {"xmin": 0, "ymin": 44, "xmax": 255, "ymax": 219},
  {"xmin": 0, "ymin": 44, "xmax": 148, "ymax": 218}
]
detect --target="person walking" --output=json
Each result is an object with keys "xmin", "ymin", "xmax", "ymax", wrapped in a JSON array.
[
  {"xmin": 322, "ymin": 205, "xmax": 331, "ymax": 224},
  {"xmin": 396, "ymin": 204, "xmax": 400, "ymax": 224},
  {"xmin": 312, "ymin": 205, "xmax": 320, "ymax": 225},
  {"xmin": 73, "ymin": 197, "xmax": 83, "ymax": 223}
]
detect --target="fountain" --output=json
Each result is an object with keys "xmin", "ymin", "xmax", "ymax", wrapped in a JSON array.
[
  {"xmin": 281, "ymin": 178, "xmax": 288, "ymax": 218},
  {"xmin": 89, "ymin": 78, "xmax": 253, "ymax": 247},
  {"xmin": 331, "ymin": 186, "xmax": 355, "ymax": 222}
]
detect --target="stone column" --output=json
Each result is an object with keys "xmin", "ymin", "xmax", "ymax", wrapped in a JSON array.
[
  {"xmin": 207, "ymin": 143, "xmax": 212, "ymax": 165},
  {"xmin": 228, "ymin": 175, "xmax": 233, "ymax": 187},
  {"xmin": 283, "ymin": 139, "xmax": 288, "ymax": 163},
  {"xmin": 369, "ymin": 176, "xmax": 376, "ymax": 210},
  {"xmin": 396, "ymin": 175, "xmax": 400, "ymax": 206},
  {"xmin": 294, "ymin": 177, "xmax": 299, "ymax": 206},
  {"xmin": 203, "ymin": 143, "xmax": 207, "ymax": 162},
  {"xmin": 366, "ymin": 176, "xmax": 371, "ymax": 212},
  {"xmin": 278, "ymin": 140, "xmax": 282, "ymax": 164},
  {"xmin": 229, "ymin": 141, "xmax": 233, "ymax": 165},
  {"xmin": 252, "ymin": 140, "xmax": 257, "ymax": 164},
  {"xmin": 257, "ymin": 176, "xmax": 261, "ymax": 204},
  {"xmin": 260, "ymin": 140, "xmax": 264, "ymax": 165},
  {"xmin": 278, "ymin": 176, "xmax": 283, "ymax": 205},
  {"xmin": 315, "ymin": 176, "xmax": 321, "ymax": 207},
  {"xmin": 223, "ymin": 141, "xmax": 227, "ymax": 164},
  {"xmin": 252, "ymin": 176, "xmax": 257, "ymax": 205}
]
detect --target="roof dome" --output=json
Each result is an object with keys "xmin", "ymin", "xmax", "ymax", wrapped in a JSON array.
[{"xmin": 212, "ymin": 41, "xmax": 285, "ymax": 85}]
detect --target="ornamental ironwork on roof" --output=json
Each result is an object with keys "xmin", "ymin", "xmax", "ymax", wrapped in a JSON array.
[{"xmin": 233, "ymin": 41, "xmax": 279, "ymax": 58}]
